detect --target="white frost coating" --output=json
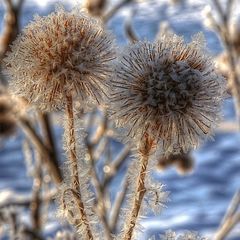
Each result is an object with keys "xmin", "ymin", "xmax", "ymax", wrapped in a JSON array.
[
  {"xmin": 4, "ymin": 6, "xmax": 116, "ymax": 111},
  {"xmin": 109, "ymin": 33, "xmax": 226, "ymax": 154}
]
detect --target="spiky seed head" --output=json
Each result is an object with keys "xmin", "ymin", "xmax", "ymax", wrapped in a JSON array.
[
  {"xmin": 4, "ymin": 6, "xmax": 115, "ymax": 111},
  {"xmin": 110, "ymin": 33, "xmax": 225, "ymax": 153}
]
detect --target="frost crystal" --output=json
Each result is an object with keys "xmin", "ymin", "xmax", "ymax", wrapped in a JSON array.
[
  {"xmin": 110, "ymin": 33, "xmax": 225, "ymax": 153},
  {"xmin": 4, "ymin": 6, "xmax": 115, "ymax": 111}
]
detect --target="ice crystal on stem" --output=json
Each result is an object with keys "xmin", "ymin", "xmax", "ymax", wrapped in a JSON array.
[
  {"xmin": 4, "ymin": 6, "xmax": 115, "ymax": 111},
  {"xmin": 110, "ymin": 33, "xmax": 225, "ymax": 153}
]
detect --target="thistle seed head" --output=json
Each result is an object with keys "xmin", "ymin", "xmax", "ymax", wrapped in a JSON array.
[
  {"xmin": 110, "ymin": 33, "xmax": 225, "ymax": 153},
  {"xmin": 4, "ymin": 6, "xmax": 115, "ymax": 111}
]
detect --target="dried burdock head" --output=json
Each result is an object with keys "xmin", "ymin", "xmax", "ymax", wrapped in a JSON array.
[
  {"xmin": 158, "ymin": 151, "xmax": 193, "ymax": 174},
  {"xmin": 110, "ymin": 33, "xmax": 225, "ymax": 153},
  {"xmin": 4, "ymin": 6, "xmax": 115, "ymax": 111}
]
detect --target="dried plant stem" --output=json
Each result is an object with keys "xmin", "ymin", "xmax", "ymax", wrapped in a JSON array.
[
  {"xmin": 124, "ymin": 8, "xmax": 139, "ymax": 43},
  {"xmin": 65, "ymin": 95, "xmax": 93, "ymax": 240},
  {"xmin": 124, "ymin": 155, "xmax": 148, "ymax": 240},
  {"xmin": 87, "ymin": 142, "xmax": 113, "ymax": 240},
  {"xmin": 110, "ymin": 178, "xmax": 128, "ymax": 233},
  {"xmin": 38, "ymin": 112, "xmax": 60, "ymax": 176},
  {"xmin": 103, "ymin": 0, "xmax": 132, "ymax": 23},
  {"xmin": 0, "ymin": 0, "xmax": 24, "ymax": 58},
  {"xmin": 18, "ymin": 117, "xmax": 62, "ymax": 184},
  {"xmin": 65, "ymin": 95, "xmax": 80, "ymax": 191},
  {"xmin": 215, "ymin": 213, "xmax": 240, "ymax": 240},
  {"xmin": 214, "ymin": 190, "xmax": 240, "ymax": 240},
  {"xmin": 0, "ymin": 189, "xmax": 56, "ymax": 209},
  {"xmin": 123, "ymin": 136, "xmax": 153, "ymax": 240},
  {"xmin": 103, "ymin": 146, "xmax": 130, "ymax": 188},
  {"xmin": 0, "ymin": 0, "xmax": 24, "ymax": 84},
  {"xmin": 30, "ymin": 154, "xmax": 42, "ymax": 231},
  {"xmin": 211, "ymin": 0, "xmax": 240, "ymax": 127}
]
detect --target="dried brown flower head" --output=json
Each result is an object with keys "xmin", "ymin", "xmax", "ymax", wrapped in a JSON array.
[
  {"xmin": 110, "ymin": 34, "xmax": 225, "ymax": 153},
  {"xmin": 4, "ymin": 6, "xmax": 115, "ymax": 111}
]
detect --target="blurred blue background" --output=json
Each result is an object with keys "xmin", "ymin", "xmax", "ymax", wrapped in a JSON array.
[{"xmin": 0, "ymin": 0, "xmax": 239, "ymax": 239}]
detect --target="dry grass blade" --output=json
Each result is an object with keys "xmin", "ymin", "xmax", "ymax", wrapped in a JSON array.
[
  {"xmin": 214, "ymin": 190, "xmax": 240, "ymax": 240},
  {"xmin": 103, "ymin": 146, "xmax": 130, "ymax": 188},
  {"xmin": 109, "ymin": 178, "xmax": 128, "ymax": 233},
  {"xmin": 124, "ymin": 8, "xmax": 139, "ymax": 43},
  {"xmin": 103, "ymin": 0, "xmax": 133, "ymax": 23}
]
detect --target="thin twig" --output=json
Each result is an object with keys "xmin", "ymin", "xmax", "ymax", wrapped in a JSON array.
[
  {"xmin": 214, "ymin": 190, "xmax": 240, "ymax": 240},
  {"xmin": 87, "ymin": 141, "xmax": 113, "ymax": 240},
  {"xmin": 211, "ymin": 0, "xmax": 240, "ymax": 127},
  {"xmin": 103, "ymin": 0, "xmax": 133, "ymax": 23},
  {"xmin": 124, "ymin": 8, "xmax": 139, "ymax": 43},
  {"xmin": 38, "ymin": 112, "xmax": 62, "ymax": 181},
  {"xmin": 18, "ymin": 117, "xmax": 62, "ymax": 184},
  {"xmin": 86, "ymin": 111, "xmax": 112, "ymax": 240},
  {"xmin": 103, "ymin": 146, "xmax": 130, "ymax": 188},
  {"xmin": 0, "ymin": 190, "xmax": 56, "ymax": 209},
  {"xmin": 30, "ymin": 152, "xmax": 43, "ymax": 231},
  {"xmin": 109, "ymin": 178, "xmax": 128, "ymax": 233}
]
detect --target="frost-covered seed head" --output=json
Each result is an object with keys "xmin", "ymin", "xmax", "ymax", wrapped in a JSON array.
[
  {"xmin": 4, "ymin": 7, "xmax": 115, "ymax": 111},
  {"xmin": 110, "ymin": 34, "xmax": 225, "ymax": 153}
]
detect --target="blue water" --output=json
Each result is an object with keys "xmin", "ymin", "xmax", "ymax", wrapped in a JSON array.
[{"xmin": 0, "ymin": 0, "xmax": 239, "ymax": 239}]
